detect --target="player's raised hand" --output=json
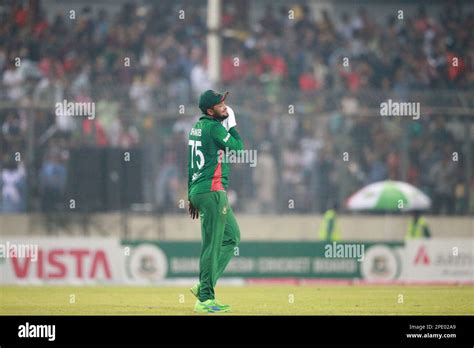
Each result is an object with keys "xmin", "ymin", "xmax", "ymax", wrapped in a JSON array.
[
  {"xmin": 221, "ymin": 105, "xmax": 237, "ymax": 131},
  {"xmin": 188, "ymin": 201, "xmax": 199, "ymax": 220}
]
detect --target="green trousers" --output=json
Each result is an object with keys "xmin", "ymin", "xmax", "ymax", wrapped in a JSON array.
[{"xmin": 189, "ymin": 191, "xmax": 240, "ymax": 302}]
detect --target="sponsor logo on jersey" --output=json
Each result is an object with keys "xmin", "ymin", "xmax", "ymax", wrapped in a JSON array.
[{"xmin": 192, "ymin": 172, "xmax": 202, "ymax": 181}]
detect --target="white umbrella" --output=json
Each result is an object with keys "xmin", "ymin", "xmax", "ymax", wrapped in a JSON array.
[{"xmin": 347, "ymin": 180, "xmax": 431, "ymax": 212}]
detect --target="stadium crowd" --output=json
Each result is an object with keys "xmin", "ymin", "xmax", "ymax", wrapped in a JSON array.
[{"xmin": 0, "ymin": 0, "xmax": 472, "ymax": 214}]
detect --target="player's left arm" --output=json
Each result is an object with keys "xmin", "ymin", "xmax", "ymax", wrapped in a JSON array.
[{"xmin": 211, "ymin": 123, "xmax": 244, "ymax": 151}]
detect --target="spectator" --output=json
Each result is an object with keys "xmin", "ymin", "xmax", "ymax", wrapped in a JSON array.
[
  {"xmin": 0, "ymin": 160, "xmax": 26, "ymax": 213},
  {"xmin": 3, "ymin": 61, "xmax": 24, "ymax": 101},
  {"xmin": 39, "ymin": 149, "xmax": 67, "ymax": 213},
  {"xmin": 155, "ymin": 151, "xmax": 179, "ymax": 212},
  {"xmin": 253, "ymin": 142, "xmax": 276, "ymax": 213},
  {"xmin": 116, "ymin": 116, "xmax": 140, "ymax": 149},
  {"xmin": 429, "ymin": 153, "xmax": 457, "ymax": 215},
  {"xmin": 364, "ymin": 149, "xmax": 388, "ymax": 184},
  {"xmin": 190, "ymin": 51, "xmax": 212, "ymax": 98},
  {"xmin": 280, "ymin": 141, "xmax": 303, "ymax": 211}
]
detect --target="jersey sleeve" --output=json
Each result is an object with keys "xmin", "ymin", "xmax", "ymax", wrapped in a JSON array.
[{"xmin": 210, "ymin": 123, "xmax": 244, "ymax": 151}]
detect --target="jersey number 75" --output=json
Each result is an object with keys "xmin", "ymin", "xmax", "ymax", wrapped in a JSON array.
[{"xmin": 189, "ymin": 140, "xmax": 205, "ymax": 169}]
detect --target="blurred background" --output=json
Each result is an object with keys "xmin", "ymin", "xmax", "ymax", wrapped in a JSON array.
[{"xmin": 0, "ymin": 0, "xmax": 472, "ymax": 243}]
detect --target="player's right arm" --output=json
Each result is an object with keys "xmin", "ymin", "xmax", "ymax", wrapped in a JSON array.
[{"xmin": 210, "ymin": 123, "xmax": 244, "ymax": 151}]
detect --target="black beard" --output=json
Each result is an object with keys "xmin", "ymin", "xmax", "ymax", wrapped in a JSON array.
[{"xmin": 214, "ymin": 114, "xmax": 228, "ymax": 121}]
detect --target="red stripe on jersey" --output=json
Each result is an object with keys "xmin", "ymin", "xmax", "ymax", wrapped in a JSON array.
[{"xmin": 211, "ymin": 152, "xmax": 224, "ymax": 191}]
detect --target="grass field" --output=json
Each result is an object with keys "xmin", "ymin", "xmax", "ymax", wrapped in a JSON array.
[{"xmin": 1, "ymin": 285, "xmax": 473, "ymax": 315}]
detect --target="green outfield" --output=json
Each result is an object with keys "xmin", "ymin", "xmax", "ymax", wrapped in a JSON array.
[{"xmin": 1, "ymin": 285, "xmax": 473, "ymax": 315}]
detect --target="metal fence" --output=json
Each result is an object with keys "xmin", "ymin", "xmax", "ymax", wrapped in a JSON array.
[{"xmin": 0, "ymin": 86, "xmax": 472, "ymax": 217}]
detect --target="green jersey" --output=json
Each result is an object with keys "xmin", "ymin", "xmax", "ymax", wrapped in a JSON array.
[{"xmin": 188, "ymin": 114, "xmax": 244, "ymax": 197}]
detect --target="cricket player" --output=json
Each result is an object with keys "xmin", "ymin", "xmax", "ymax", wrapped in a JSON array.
[{"xmin": 187, "ymin": 90, "xmax": 243, "ymax": 313}]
